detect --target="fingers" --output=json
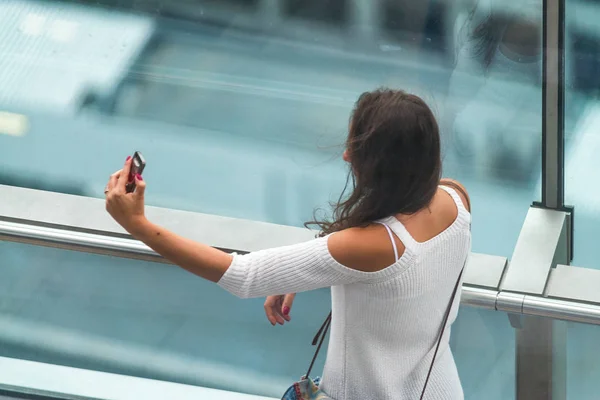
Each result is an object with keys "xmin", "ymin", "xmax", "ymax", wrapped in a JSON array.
[
  {"xmin": 264, "ymin": 296, "xmax": 285, "ymax": 326},
  {"xmin": 106, "ymin": 170, "xmax": 122, "ymax": 193},
  {"xmin": 118, "ymin": 156, "xmax": 132, "ymax": 192},
  {"xmin": 134, "ymin": 174, "xmax": 146, "ymax": 197},
  {"xmin": 281, "ymin": 293, "xmax": 296, "ymax": 322},
  {"xmin": 264, "ymin": 294, "xmax": 296, "ymax": 326},
  {"xmin": 264, "ymin": 296, "xmax": 278, "ymax": 326}
]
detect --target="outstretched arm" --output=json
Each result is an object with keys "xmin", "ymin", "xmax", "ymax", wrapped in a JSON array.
[{"xmin": 104, "ymin": 157, "xmax": 385, "ymax": 298}]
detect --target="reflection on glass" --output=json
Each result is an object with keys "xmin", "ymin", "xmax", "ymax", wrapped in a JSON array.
[
  {"xmin": 0, "ymin": 241, "xmax": 513, "ymax": 398},
  {"xmin": 443, "ymin": 0, "xmax": 542, "ymax": 182},
  {"xmin": 441, "ymin": 0, "xmax": 543, "ymax": 256},
  {"xmin": 0, "ymin": 0, "xmax": 541, "ymax": 254}
]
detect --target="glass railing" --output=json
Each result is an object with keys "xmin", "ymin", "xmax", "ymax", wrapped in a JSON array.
[
  {"xmin": 0, "ymin": 237, "xmax": 510, "ymax": 399},
  {"xmin": 0, "ymin": 186, "xmax": 497, "ymax": 399},
  {"xmin": 0, "ymin": 240, "xmax": 294, "ymax": 396},
  {"xmin": 0, "ymin": 185, "xmax": 507, "ymax": 398},
  {"xmin": 453, "ymin": 308, "xmax": 515, "ymax": 399},
  {"xmin": 3, "ymin": 185, "xmax": 600, "ymax": 399}
]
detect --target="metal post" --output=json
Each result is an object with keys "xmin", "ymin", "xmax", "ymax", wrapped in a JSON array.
[
  {"xmin": 260, "ymin": 0, "xmax": 282, "ymax": 27},
  {"xmin": 510, "ymin": 210, "xmax": 569, "ymax": 400},
  {"xmin": 511, "ymin": 2, "xmax": 569, "ymax": 396},
  {"xmin": 510, "ymin": 2, "xmax": 569, "ymax": 395},
  {"xmin": 541, "ymin": 0, "xmax": 566, "ymax": 209},
  {"xmin": 516, "ymin": 317, "xmax": 567, "ymax": 400},
  {"xmin": 348, "ymin": 0, "xmax": 380, "ymax": 40}
]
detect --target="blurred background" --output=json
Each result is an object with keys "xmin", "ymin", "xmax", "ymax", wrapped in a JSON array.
[{"xmin": 2, "ymin": 0, "xmax": 600, "ymax": 398}]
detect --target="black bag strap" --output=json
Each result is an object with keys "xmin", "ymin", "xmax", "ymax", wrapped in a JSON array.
[
  {"xmin": 305, "ymin": 311, "xmax": 331, "ymax": 379},
  {"xmin": 304, "ymin": 268, "xmax": 464, "ymax": 399},
  {"xmin": 419, "ymin": 267, "xmax": 464, "ymax": 400}
]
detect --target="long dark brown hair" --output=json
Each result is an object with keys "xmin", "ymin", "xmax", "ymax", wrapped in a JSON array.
[{"xmin": 307, "ymin": 89, "xmax": 442, "ymax": 236}]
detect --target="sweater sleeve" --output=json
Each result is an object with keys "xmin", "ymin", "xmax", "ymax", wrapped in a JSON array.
[{"xmin": 217, "ymin": 235, "xmax": 373, "ymax": 298}]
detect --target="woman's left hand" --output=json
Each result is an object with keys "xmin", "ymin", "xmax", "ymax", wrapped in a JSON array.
[{"xmin": 105, "ymin": 156, "xmax": 147, "ymax": 235}]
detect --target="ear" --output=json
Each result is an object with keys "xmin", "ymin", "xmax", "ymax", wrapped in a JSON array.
[{"xmin": 343, "ymin": 150, "xmax": 350, "ymax": 162}]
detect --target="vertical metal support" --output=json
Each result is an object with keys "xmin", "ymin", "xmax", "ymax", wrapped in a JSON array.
[
  {"xmin": 260, "ymin": 0, "xmax": 282, "ymax": 27},
  {"xmin": 349, "ymin": 0, "xmax": 380, "ymax": 40},
  {"xmin": 541, "ymin": 0, "xmax": 566, "ymax": 209},
  {"xmin": 511, "ymin": 209, "xmax": 569, "ymax": 400},
  {"xmin": 511, "ymin": 1, "xmax": 569, "ymax": 394},
  {"xmin": 516, "ymin": 317, "xmax": 567, "ymax": 400}
]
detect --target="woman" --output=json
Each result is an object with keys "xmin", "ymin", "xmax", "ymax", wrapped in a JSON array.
[{"xmin": 105, "ymin": 89, "xmax": 471, "ymax": 399}]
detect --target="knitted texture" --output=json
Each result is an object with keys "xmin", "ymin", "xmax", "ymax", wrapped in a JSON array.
[{"xmin": 219, "ymin": 187, "xmax": 471, "ymax": 400}]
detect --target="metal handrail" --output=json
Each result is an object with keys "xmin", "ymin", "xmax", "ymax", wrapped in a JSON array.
[{"xmin": 4, "ymin": 217, "xmax": 600, "ymax": 325}]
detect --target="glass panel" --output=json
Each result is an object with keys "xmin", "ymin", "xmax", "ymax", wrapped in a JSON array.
[
  {"xmin": 0, "ymin": 0, "xmax": 542, "ymax": 255},
  {"xmin": 1, "ymin": 241, "xmax": 514, "ymax": 397},
  {"xmin": 452, "ymin": 307, "xmax": 515, "ymax": 399},
  {"xmin": 567, "ymin": 321, "xmax": 600, "ymax": 400},
  {"xmin": 564, "ymin": 0, "xmax": 600, "ymax": 268},
  {"xmin": 0, "ymin": 240, "xmax": 316, "ymax": 397}
]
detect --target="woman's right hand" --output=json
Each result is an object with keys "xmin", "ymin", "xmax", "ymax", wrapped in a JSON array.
[{"xmin": 264, "ymin": 294, "xmax": 296, "ymax": 326}]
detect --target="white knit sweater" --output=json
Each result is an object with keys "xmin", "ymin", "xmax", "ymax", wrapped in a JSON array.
[{"xmin": 219, "ymin": 187, "xmax": 471, "ymax": 400}]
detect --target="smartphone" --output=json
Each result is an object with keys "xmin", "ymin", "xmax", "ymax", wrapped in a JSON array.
[{"xmin": 126, "ymin": 151, "xmax": 146, "ymax": 193}]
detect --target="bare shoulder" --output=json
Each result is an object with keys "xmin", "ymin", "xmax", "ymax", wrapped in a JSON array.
[
  {"xmin": 440, "ymin": 178, "xmax": 471, "ymax": 212},
  {"xmin": 327, "ymin": 225, "xmax": 404, "ymax": 272}
]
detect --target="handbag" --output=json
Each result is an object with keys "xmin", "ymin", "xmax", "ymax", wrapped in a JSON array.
[{"xmin": 281, "ymin": 268, "xmax": 464, "ymax": 400}]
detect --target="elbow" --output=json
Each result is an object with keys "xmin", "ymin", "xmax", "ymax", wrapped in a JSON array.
[
  {"xmin": 232, "ymin": 287, "xmax": 265, "ymax": 299},
  {"xmin": 217, "ymin": 256, "xmax": 265, "ymax": 299},
  {"xmin": 218, "ymin": 281, "xmax": 254, "ymax": 299},
  {"xmin": 226, "ymin": 285, "xmax": 267, "ymax": 299},
  {"xmin": 229, "ymin": 289, "xmax": 252, "ymax": 299}
]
